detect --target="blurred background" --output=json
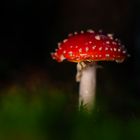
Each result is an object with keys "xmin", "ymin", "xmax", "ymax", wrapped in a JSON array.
[{"xmin": 0, "ymin": 0, "xmax": 140, "ymax": 139}]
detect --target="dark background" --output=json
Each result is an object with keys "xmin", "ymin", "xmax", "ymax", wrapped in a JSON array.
[
  {"xmin": 0, "ymin": 0, "xmax": 138, "ymax": 97},
  {"xmin": 0, "ymin": 0, "xmax": 140, "ymax": 139}
]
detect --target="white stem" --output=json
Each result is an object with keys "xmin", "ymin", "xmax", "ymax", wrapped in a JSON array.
[{"xmin": 77, "ymin": 63, "xmax": 96, "ymax": 111}]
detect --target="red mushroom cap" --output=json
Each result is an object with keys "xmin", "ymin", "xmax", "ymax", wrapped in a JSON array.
[{"xmin": 51, "ymin": 30, "xmax": 128, "ymax": 63}]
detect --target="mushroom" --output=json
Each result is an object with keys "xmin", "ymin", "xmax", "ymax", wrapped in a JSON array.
[{"xmin": 51, "ymin": 30, "xmax": 129, "ymax": 111}]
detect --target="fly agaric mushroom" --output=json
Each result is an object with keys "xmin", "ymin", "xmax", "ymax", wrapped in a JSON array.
[{"xmin": 51, "ymin": 29, "xmax": 129, "ymax": 111}]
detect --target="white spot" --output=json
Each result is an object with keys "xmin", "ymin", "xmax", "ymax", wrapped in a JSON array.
[
  {"xmin": 70, "ymin": 45, "xmax": 73, "ymax": 48},
  {"xmin": 63, "ymin": 50, "xmax": 66, "ymax": 54},
  {"xmin": 74, "ymin": 32, "xmax": 78, "ymax": 35},
  {"xmin": 106, "ymin": 41, "xmax": 110, "ymax": 44},
  {"xmin": 107, "ymin": 34, "xmax": 113, "ymax": 40},
  {"xmin": 68, "ymin": 33, "xmax": 73, "ymax": 37},
  {"xmin": 110, "ymin": 48, "xmax": 113, "ymax": 51},
  {"xmin": 58, "ymin": 42, "xmax": 61, "ymax": 46},
  {"xmin": 54, "ymin": 52, "xmax": 57, "ymax": 56},
  {"xmin": 110, "ymin": 36, "xmax": 113, "ymax": 40},
  {"xmin": 122, "ymin": 50, "xmax": 126, "ymax": 54},
  {"xmin": 112, "ymin": 41, "xmax": 117, "ymax": 45},
  {"xmin": 68, "ymin": 51, "xmax": 73, "ymax": 56},
  {"xmin": 60, "ymin": 55, "xmax": 65, "ymax": 61},
  {"xmin": 85, "ymin": 47, "xmax": 89, "ymax": 52},
  {"xmin": 99, "ymin": 47, "xmax": 102, "ymax": 51},
  {"xmin": 99, "ymin": 54, "xmax": 102, "ymax": 57},
  {"xmin": 95, "ymin": 35, "xmax": 101, "ymax": 40},
  {"xmin": 92, "ymin": 45, "xmax": 96, "ymax": 50},
  {"xmin": 91, "ymin": 55, "xmax": 94, "ymax": 58},
  {"xmin": 89, "ymin": 41, "xmax": 92, "ymax": 44},
  {"xmin": 79, "ymin": 48, "xmax": 82, "ymax": 53},
  {"xmin": 55, "ymin": 49, "xmax": 58, "ymax": 51},
  {"xmin": 107, "ymin": 33, "xmax": 113, "ymax": 37},
  {"xmin": 114, "ymin": 48, "xmax": 117, "ymax": 51},
  {"xmin": 95, "ymin": 54, "xmax": 98, "ymax": 57},
  {"xmin": 58, "ymin": 46, "xmax": 62, "ymax": 50},
  {"xmin": 118, "ymin": 43, "xmax": 121, "ymax": 45},
  {"xmin": 118, "ymin": 48, "xmax": 121, "ymax": 52},
  {"xmin": 75, "ymin": 45, "xmax": 78, "ymax": 48},
  {"xmin": 106, "ymin": 54, "xmax": 110, "ymax": 57},
  {"xmin": 51, "ymin": 53, "xmax": 56, "ymax": 60},
  {"xmin": 99, "ymin": 29, "xmax": 103, "ymax": 33},
  {"xmin": 81, "ymin": 30, "xmax": 84, "ymax": 34},
  {"xmin": 63, "ymin": 39, "xmax": 68, "ymax": 43},
  {"xmin": 87, "ymin": 29, "xmax": 94, "ymax": 33},
  {"xmin": 105, "ymin": 47, "xmax": 109, "ymax": 51}
]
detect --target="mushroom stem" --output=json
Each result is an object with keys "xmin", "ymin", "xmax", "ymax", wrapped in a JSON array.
[{"xmin": 77, "ymin": 62, "xmax": 97, "ymax": 111}]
